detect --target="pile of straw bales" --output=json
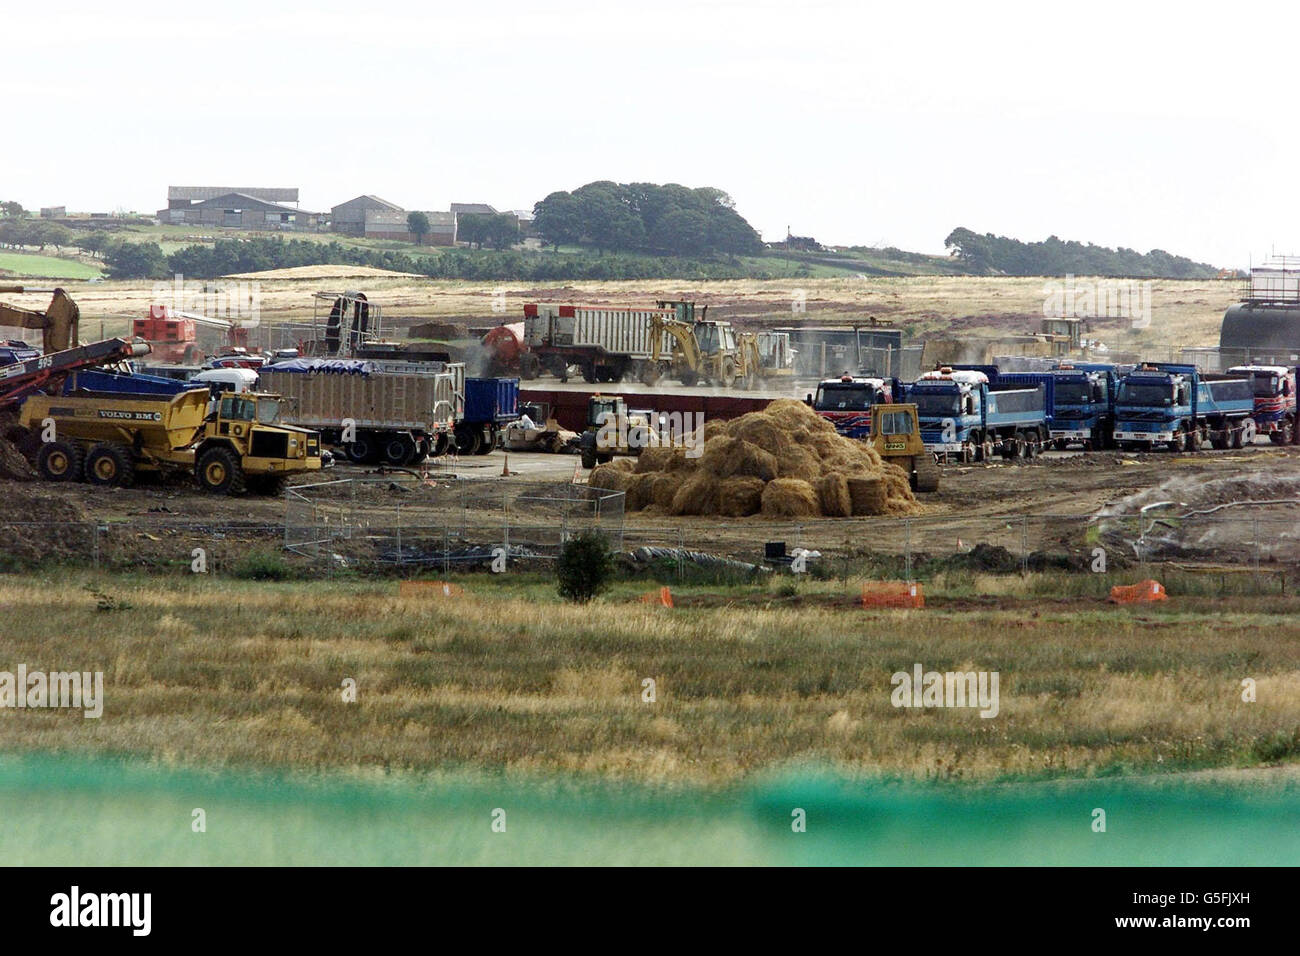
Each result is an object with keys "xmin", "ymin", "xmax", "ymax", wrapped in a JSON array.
[{"xmin": 588, "ymin": 399, "xmax": 921, "ymax": 517}]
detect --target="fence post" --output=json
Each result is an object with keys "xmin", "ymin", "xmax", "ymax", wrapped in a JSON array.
[
  {"xmin": 677, "ymin": 527, "xmax": 684, "ymax": 583},
  {"xmin": 1022, "ymin": 515, "xmax": 1029, "ymax": 574},
  {"xmin": 396, "ymin": 502, "xmax": 403, "ymax": 568},
  {"xmin": 904, "ymin": 519, "xmax": 912, "ymax": 581}
]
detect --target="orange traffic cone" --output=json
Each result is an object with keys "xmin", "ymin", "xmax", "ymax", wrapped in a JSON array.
[{"xmin": 501, "ymin": 453, "xmax": 511, "ymax": 477}]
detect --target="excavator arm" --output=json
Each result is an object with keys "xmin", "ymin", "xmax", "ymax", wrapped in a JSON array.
[
  {"xmin": 649, "ymin": 316, "xmax": 701, "ymax": 370},
  {"xmin": 0, "ymin": 287, "xmax": 81, "ymax": 353}
]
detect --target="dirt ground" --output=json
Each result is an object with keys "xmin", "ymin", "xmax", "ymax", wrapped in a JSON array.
[{"xmin": 3, "ymin": 442, "xmax": 1295, "ymax": 570}]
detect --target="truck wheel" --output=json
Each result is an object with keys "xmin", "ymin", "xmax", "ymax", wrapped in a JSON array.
[
  {"xmin": 582, "ymin": 363, "xmax": 599, "ymax": 384},
  {"xmin": 720, "ymin": 357, "xmax": 737, "ymax": 388},
  {"xmin": 431, "ymin": 434, "xmax": 451, "ymax": 458},
  {"xmin": 383, "ymin": 434, "xmax": 418, "ymax": 465},
  {"xmin": 85, "ymin": 443, "xmax": 135, "ymax": 488},
  {"xmin": 913, "ymin": 453, "xmax": 940, "ymax": 493},
  {"xmin": 345, "ymin": 435, "xmax": 378, "ymax": 464},
  {"xmin": 250, "ymin": 474, "xmax": 288, "ymax": 496},
  {"xmin": 519, "ymin": 353, "xmax": 541, "ymax": 381},
  {"xmin": 1020, "ymin": 431, "xmax": 1037, "ymax": 459},
  {"xmin": 196, "ymin": 447, "xmax": 246, "ymax": 495},
  {"xmin": 1270, "ymin": 418, "xmax": 1293, "ymax": 444},
  {"xmin": 1187, "ymin": 428, "xmax": 1203, "ymax": 452},
  {"xmin": 638, "ymin": 362, "xmax": 662, "ymax": 387},
  {"xmin": 1239, "ymin": 419, "xmax": 1256, "ymax": 447},
  {"xmin": 474, "ymin": 428, "xmax": 495, "ymax": 455},
  {"xmin": 37, "ymin": 441, "xmax": 83, "ymax": 482},
  {"xmin": 679, "ymin": 369, "xmax": 699, "ymax": 387}
]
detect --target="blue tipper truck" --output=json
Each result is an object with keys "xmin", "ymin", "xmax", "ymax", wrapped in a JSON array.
[
  {"xmin": 455, "ymin": 377, "xmax": 520, "ymax": 454},
  {"xmin": 906, "ymin": 365, "xmax": 1050, "ymax": 462},
  {"xmin": 1113, "ymin": 363, "xmax": 1254, "ymax": 451},
  {"xmin": 1046, "ymin": 362, "xmax": 1131, "ymax": 450}
]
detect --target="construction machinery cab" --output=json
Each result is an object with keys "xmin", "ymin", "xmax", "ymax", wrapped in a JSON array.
[{"xmin": 869, "ymin": 403, "xmax": 940, "ymax": 493}]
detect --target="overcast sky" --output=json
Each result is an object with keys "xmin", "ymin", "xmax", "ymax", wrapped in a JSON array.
[{"xmin": 7, "ymin": 0, "xmax": 1297, "ymax": 267}]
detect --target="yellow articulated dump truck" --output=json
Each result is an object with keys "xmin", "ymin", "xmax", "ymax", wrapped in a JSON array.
[{"xmin": 18, "ymin": 388, "xmax": 323, "ymax": 495}]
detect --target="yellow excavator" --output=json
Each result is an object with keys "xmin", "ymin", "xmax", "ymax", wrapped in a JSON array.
[
  {"xmin": 0, "ymin": 286, "xmax": 81, "ymax": 352},
  {"xmin": 647, "ymin": 311, "xmax": 741, "ymax": 387}
]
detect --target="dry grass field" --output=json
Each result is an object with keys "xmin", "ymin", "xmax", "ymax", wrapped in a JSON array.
[
  {"xmin": 4, "ymin": 571, "xmax": 1297, "ymax": 787},
  {"xmin": 11, "ymin": 274, "xmax": 1239, "ymax": 354}
]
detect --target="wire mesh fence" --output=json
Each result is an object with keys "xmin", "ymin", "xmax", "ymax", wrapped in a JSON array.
[{"xmin": 0, "ymin": 497, "xmax": 1296, "ymax": 589}]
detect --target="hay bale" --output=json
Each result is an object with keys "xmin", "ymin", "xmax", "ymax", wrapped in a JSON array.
[
  {"xmin": 761, "ymin": 478, "xmax": 820, "ymax": 517},
  {"xmin": 635, "ymin": 446, "xmax": 684, "ymax": 473},
  {"xmin": 847, "ymin": 477, "xmax": 887, "ymax": 515},
  {"xmin": 624, "ymin": 473, "xmax": 658, "ymax": 511},
  {"xmin": 815, "ymin": 473, "xmax": 852, "ymax": 517},
  {"xmin": 670, "ymin": 469, "xmax": 720, "ymax": 516},
  {"xmin": 729, "ymin": 413, "xmax": 794, "ymax": 457},
  {"xmin": 650, "ymin": 473, "xmax": 681, "ymax": 509},
  {"xmin": 717, "ymin": 476, "xmax": 764, "ymax": 517},
  {"xmin": 588, "ymin": 462, "xmax": 632, "ymax": 496},
  {"xmin": 778, "ymin": 444, "xmax": 822, "ymax": 482},
  {"xmin": 703, "ymin": 419, "xmax": 731, "ymax": 442},
  {"xmin": 698, "ymin": 435, "xmax": 778, "ymax": 481}
]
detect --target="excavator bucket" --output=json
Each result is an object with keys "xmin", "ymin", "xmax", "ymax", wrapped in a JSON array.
[{"xmin": 0, "ymin": 288, "xmax": 81, "ymax": 353}]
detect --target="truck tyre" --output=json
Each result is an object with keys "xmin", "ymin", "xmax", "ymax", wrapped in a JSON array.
[
  {"xmin": 1187, "ymin": 428, "xmax": 1203, "ymax": 452},
  {"xmin": 1238, "ymin": 419, "xmax": 1256, "ymax": 447},
  {"xmin": 519, "ymin": 353, "xmax": 541, "ymax": 381},
  {"xmin": 679, "ymin": 368, "xmax": 699, "ymax": 387},
  {"xmin": 345, "ymin": 434, "xmax": 381, "ymax": 465},
  {"xmin": 719, "ymin": 356, "xmax": 737, "ymax": 388},
  {"xmin": 431, "ymin": 434, "xmax": 451, "ymax": 457},
  {"xmin": 639, "ymin": 362, "xmax": 662, "ymax": 387},
  {"xmin": 474, "ymin": 428, "xmax": 494, "ymax": 455},
  {"xmin": 1270, "ymin": 416, "xmax": 1294, "ymax": 444},
  {"xmin": 913, "ymin": 453, "xmax": 940, "ymax": 493},
  {"xmin": 85, "ymin": 443, "xmax": 135, "ymax": 488},
  {"xmin": 383, "ymin": 434, "xmax": 419, "ymax": 465},
  {"xmin": 37, "ymin": 441, "xmax": 83, "ymax": 482},
  {"xmin": 581, "ymin": 362, "xmax": 599, "ymax": 384},
  {"xmin": 250, "ymin": 474, "xmax": 288, "ymax": 496},
  {"xmin": 196, "ymin": 447, "xmax": 246, "ymax": 495},
  {"xmin": 1021, "ymin": 431, "xmax": 1037, "ymax": 459}
]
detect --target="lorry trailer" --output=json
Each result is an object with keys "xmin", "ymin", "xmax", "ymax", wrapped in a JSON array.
[
  {"xmin": 1113, "ymin": 363, "xmax": 1254, "ymax": 450},
  {"xmin": 907, "ymin": 366, "xmax": 1049, "ymax": 462},
  {"xmin": 1225, "ymin": 364, "xmax": 1297, "ymax": 444},
  {"xmin": 260, "ymin": 358, "xmax": 465, "ymax": 466}
]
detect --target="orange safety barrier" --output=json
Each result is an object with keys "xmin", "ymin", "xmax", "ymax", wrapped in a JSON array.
[
  {"xmin": 860, "ymin": 581, "xmax": 924, "ymax": 609},
  {"xmin": 399, "ymin": 581, "xmax": 464, "ymax": 598},
  {"xmin": 1109, "ymin": 579, "xmax": 1167, "ymax": 604},
  {"xmin": 638, "ymin": 586, "xmax": 674, "ymax": 608}
]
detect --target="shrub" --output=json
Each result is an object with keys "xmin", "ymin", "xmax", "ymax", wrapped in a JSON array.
[
  {"xmin": 231, "ymin": 551, "xmax": 291, "ymax": 581},
  {"xmin": 556, "ymin": 530, "xmax": 614, "ymax": 604}
]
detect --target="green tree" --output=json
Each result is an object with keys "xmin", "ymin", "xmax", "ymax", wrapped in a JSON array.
[
  {"xmin": 458, "ymin": 214, "xmax": 489, "ymax": 249},
  {"xmin": 532, "ymin": 191, "xmax": 583, "ymax": 250},
  {"xmin": 105, "ymin": 241, "xmax": 169, "ymax": 280},
  {"xmin": 406, "ymin": 211, "xmax": 430, "ymax": 244},
  {"xmin": 555, "ymin": 530, "xmax": 614, "ymax": 604},
  {"xmin": 0, "ymin": 201, "xmax": 25, "ymax": 219},
  {"xmin": 484, "ymin": 213, "xmax": 519, "ymax": 251}
]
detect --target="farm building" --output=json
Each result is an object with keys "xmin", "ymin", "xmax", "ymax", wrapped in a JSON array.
[
  {"xmin": 159, "ymin": 187, "xmax": 319, "ymax": 231},
  {"xmin": 331, "ymin": 196, "xmax": 458, "ymax": 245},
  {"xmin": 331, "ymin": 195, "xmax": 403, "ymax": 236}
]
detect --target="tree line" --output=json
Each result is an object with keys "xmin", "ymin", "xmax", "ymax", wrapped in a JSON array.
[
  {"xmin": 533, "ymin": 181, "xmax": 764, "ymax": 257},
  {"xmin": 103, "ymin": 235, "xmax": 771, "ymax": 281},
  {"xmin": 943, "ymin": 227, "xmax": 1219, "ymax": 278}
]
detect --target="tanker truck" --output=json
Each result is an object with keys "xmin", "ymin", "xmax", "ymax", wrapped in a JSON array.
[{"xmin": 18, "ymin": 387, "xmax": 322, "ymax": 494}]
